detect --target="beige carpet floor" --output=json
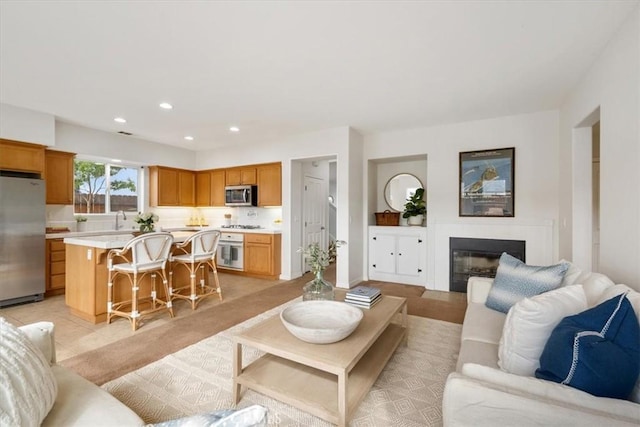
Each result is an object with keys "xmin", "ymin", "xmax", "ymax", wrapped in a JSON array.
[{"xmin": 102, "ymin": 299, "xmax": 462, "ymax": 426}]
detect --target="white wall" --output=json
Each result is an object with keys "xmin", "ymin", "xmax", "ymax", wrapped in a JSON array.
[
  {"xmin": 364, "ymin": 110, "xmax": 561, "ymax": 289},
  {"xmin": 559, "ymin": 7, "xmax": 640, "ymax": 289},
  {"xmin": 198, "ymin": 126, "xmax": 362, "ymax": 287},
  {"xmin": 0, "ymin": 103, "xmax": 55, "ymax": 146}
]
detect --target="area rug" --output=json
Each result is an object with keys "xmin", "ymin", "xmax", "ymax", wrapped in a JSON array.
[{"xmin": 102, "ymin": 299, "xmax": 462, "ymax": 426}]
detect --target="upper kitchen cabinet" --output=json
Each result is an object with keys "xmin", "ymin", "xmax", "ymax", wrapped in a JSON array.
[
  {"xmin": 210, "ymin": 169, "xmax": 225, "ymax": 206},
  {"xmin": 257, "ymin": 162, "xmax": 282, "ymax": 206},
  {"xmin": 0, "ymin": 139, "xmax": 45, "ymax": 175},
  {"xmin": 149, "ymin": 166, "xmax": 195, "ymax": 207},
  {"xmin": 178, "ymin": 169, "xmax": 195, "ymax": 206},
  {"xmin": 196, "ymin": 169, "xmax": 226, "ymax": 207},
  {"xmin": 45, "ymin": 149, "xmax": 75, "ymax": 205},
  {"xmin": 226, "ymin": 167, "xmax": 257, "ymax": 185}
]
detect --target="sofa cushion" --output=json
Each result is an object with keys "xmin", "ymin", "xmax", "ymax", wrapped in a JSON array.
[
  {"xmin": 456, "ymin": 340, "xmax": 499, "ymax": 372},
  {"xmin": 485, "ymin": 253, "xmax": 569, "ymax": 313},
  {"xmin": 43, "ymin": 366, "xmax": 144, "ymax": 427},
  {"xmin": 460, "ymin": 302, "xmax": 506, "ymax": 344},
  {"xmin": 499, "ymin": 285, "xmax": 587, "ymax": 376},
  {"xmin": 536, "ymin": 293, "xmax": 640, "ymax": 399},
  {"xmin": 0, "ymin": 317, "xmax": 58, "ymax": 427}
]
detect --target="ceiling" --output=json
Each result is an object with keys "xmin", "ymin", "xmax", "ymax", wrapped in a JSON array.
[{"xmin": 1, "ymin": 1, "xmax": 637, "ymax": 151}]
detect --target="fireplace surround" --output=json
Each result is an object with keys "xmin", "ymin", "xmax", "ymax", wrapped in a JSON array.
[{"xmin": 449, "ymin": 237, "xmax": 526, "ymax": 292}]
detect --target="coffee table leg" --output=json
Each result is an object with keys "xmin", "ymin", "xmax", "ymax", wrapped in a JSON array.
[
  {"xmin": 233, "ymin": 342, "xmax": 242, "ymax": 404},
  {"xmin": 402, "ymin": 302, "xmax": 408, "ymax": 346},
  {"xmin": 338, "ymin": 371, "xmax": 347, "ymax": 427}
]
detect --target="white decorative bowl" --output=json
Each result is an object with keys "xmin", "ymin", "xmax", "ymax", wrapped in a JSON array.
[{"xmin": 280, "ymin": 301, "xmax": 364, "ymax": 344}]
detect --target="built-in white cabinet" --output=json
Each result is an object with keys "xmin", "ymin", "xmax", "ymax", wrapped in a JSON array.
[{"xmin": 368, "ymin": 226, "xmax": 427, "ymax": 286}]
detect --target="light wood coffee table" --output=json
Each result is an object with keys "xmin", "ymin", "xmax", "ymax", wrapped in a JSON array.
[{"xmin": 233, "ymin": 295, "xmax": 407, "ymax": 426}]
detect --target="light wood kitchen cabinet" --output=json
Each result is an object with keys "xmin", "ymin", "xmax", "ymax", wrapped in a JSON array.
[
  {"xmin": 178, "ymin": 169, "xmax": 195, "ymax": 206},
  {"xmin": 0, "ymin": 139, "xmax": 45, "ymax": 175},
  {"xmin": 195, "ymin": 171, "xmax": 211, "ymax": 206},
  {"xmin": 45, "ymin": 149, "xmax": 75, "ymax": 205},
  {"xmin": 196, "ymin": 169, "xmax": 226, "ymax": 207},
  {"xmin": 149, "ymin": 166, "xmax": 195, "ymax": 206},
  {"xmin": 210, "ymin": 169, "xmax": 226, "ymax": 206},
  {"xmin": 244, "ymin": 233, "xmax": 281, "ymax": 280},
  {"xmin": 226, "ymin": 167, "xmax": 257, "ymax": 185},
  {"xmin": 257, "ymin": 162, "xmax": 282, "ymax": 206},
  {"xmin": 46, "ymin": 239, "xmax": 66, "ymax": 296}
]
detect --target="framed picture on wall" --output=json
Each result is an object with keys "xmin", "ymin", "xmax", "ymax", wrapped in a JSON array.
[{"xmin": 459, "ymin": 147, "xmax": 515, "ymax": 217}]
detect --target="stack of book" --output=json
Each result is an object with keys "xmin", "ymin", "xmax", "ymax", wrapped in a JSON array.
[{"xmin": 345, "ymin": 286, "xmax": 382, "ymax": 309}]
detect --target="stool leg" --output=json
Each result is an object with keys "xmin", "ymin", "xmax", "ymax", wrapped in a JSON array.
[
  {"xmin": 162, "ymin": 268, "xmax": 174, "ymax": 318},
  {"xmin": 189, "ymin": 262, "xmax": 197, "ymax": 310},
  {"xmin": 212, "ymin": 260, "xmax": 222, "ymax": 300},
  {"xmin": 131, "ymin": 272, "xmax": 139, "ymax": 331}
]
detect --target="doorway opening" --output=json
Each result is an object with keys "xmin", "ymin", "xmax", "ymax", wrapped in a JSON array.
[
  {"xmin": 572, "ymin": 108, "xmax": 600, "ymax": 271},
  {"xmin": 292, "ymin": 156, "xmax": 338, "ymax": 278}
]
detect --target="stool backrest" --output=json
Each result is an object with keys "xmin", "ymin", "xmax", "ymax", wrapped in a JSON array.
[
  {"xmin": 186, "ymin": 230, "xmax": 221, "ymax": 259},
  {"xmin": 127, "ymin": 232, "xmax": 174, "ymax": 271}
]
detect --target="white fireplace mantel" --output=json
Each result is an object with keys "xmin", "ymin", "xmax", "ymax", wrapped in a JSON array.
[{"xmin": 426, "ymin": 217, "xmax": 555, "ymax": 291}]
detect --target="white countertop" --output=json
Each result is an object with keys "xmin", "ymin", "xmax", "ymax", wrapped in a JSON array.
[
  {"xmin": 61, "ymin": 227, "xmax": 281, "ymax": 249},
  {"xmin": 48, "ymin": 226, "xmax": 281, "ymax": 240}
]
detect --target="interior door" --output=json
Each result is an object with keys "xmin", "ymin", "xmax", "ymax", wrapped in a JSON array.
[{"xmin": 303, "ymin": 176, "xmax": 326, "ymax": 271}]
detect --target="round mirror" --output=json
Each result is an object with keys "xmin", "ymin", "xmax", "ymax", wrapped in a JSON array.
[{"xmin": 384, "ymin": 173, "xmax": 424, "ymax": 212}]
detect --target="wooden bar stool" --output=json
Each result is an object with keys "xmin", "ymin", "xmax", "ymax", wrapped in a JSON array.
[
  {"xmin": 170, "ymin": 230, "xmax": 222, "ymax": 310},
  {"xmin": 107, "ymin": 232, "xmax": 175, "ymax": 331}
]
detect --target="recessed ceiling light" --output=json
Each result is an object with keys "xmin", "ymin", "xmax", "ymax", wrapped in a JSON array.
[
  {"xmin": 159, "ymin": 102, "xmax": 173, "ymax": 110},
  {"xmin": 184, "ymin": 136, "xmax": 194, "ymax": 141},
  {"xmin": 114, "ymin": 117, "xmax": 127, "ymax": 123},
  {"xmin": 229, "ymin": 126, "xmax": 240, "ymax": 132}
]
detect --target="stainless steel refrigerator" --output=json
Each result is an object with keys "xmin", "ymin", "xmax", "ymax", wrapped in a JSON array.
[{"xmin": 0, "ymin": 174, "xmax": 46, "ymax": 307}]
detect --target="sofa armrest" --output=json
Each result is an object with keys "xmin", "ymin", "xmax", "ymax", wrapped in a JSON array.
[
  {"xmin": 19, "ymin": 321, "xmax": 56, "ymax": 365},
  {"xmin": 458, "ymin": 363, "xmax": 640, "ymax": 423},
  {"xmin": 443, "ymin": 371, "xmax": 640, "ymax": 426},
  {"xmin": 467, "ymin": 277, "xmax": 494, "ymax": 304}
]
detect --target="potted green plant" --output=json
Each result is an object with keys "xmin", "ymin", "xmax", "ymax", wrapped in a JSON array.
[{"xmin": 402, "ymin": 188, "xmax": 426, "ymax": 226}]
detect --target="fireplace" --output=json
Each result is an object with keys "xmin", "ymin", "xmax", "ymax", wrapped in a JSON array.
[{"xmin": 449, "ymin": 237, "xmax": 526, "ymax": 292}]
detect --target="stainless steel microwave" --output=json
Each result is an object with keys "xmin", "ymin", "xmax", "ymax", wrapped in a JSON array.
[{"xmin": 225, "ymin": 185, "xmax": 258, "ymax": 206}]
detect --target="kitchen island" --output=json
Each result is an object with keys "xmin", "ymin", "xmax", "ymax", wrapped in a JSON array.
[{"xmin": 63, "ymin": 231, "xmax": 196, "ymax": 323}]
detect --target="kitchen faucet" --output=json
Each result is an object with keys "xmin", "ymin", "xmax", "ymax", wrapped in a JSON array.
[{"xmin": 115, "ymin": 210, "xmax": 127, "ymax": 230}]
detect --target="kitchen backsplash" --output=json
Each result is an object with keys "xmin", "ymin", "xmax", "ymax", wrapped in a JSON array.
[{"xmin": 46, "ymin": 204, "xmax": 283, "ymax": 232}]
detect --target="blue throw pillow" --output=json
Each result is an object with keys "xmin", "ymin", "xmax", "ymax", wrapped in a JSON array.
[
  {"xmin": 535, "ymin": 293, "xmax": 640, "ymax": 399},
  {"xmin": 485, "ymin": 253, "xmax": 569, "ymax": 313}
]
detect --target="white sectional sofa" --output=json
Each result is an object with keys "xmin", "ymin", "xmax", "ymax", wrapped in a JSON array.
[
  {"xmin": 443, "ymin": 270, "xmax": 640, "ymax": 426},
  {"xmin": 1, "ymin": 320, "xmax": 144, "ymax": 427}
]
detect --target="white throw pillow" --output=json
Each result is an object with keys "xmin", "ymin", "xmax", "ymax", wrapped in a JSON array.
[
  {"xmin": 498, "ymin": 285, "xmax": 587, "ymax": 376},
  {"xmin": 0, "ymin": 318, "xmax": 58, "ymax": 427},
  {"xmin": 558, "ymin": 259, "xmax": 582, "ymax": 287}
]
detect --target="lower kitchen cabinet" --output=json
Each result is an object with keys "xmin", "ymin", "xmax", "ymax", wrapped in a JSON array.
[
  {"xmin": 244, "ymin": 233, "xmax": 281, "ymax": 280},
  {"xmin": 46, "ymin": 239, "xmax": 66, "ymax": 296},
  {"xmin": 368, "ymin": 226, "xmax": 427, "ymax": 286}
]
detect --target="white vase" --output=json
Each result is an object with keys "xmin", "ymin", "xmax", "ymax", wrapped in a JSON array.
[
  {"xmin": 407, "ymin": 214, "xmax": 424, "ymax": 226},
  {"xmin": 76, "ymin": 222, "xmax": 86, "ymax": 232}
]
